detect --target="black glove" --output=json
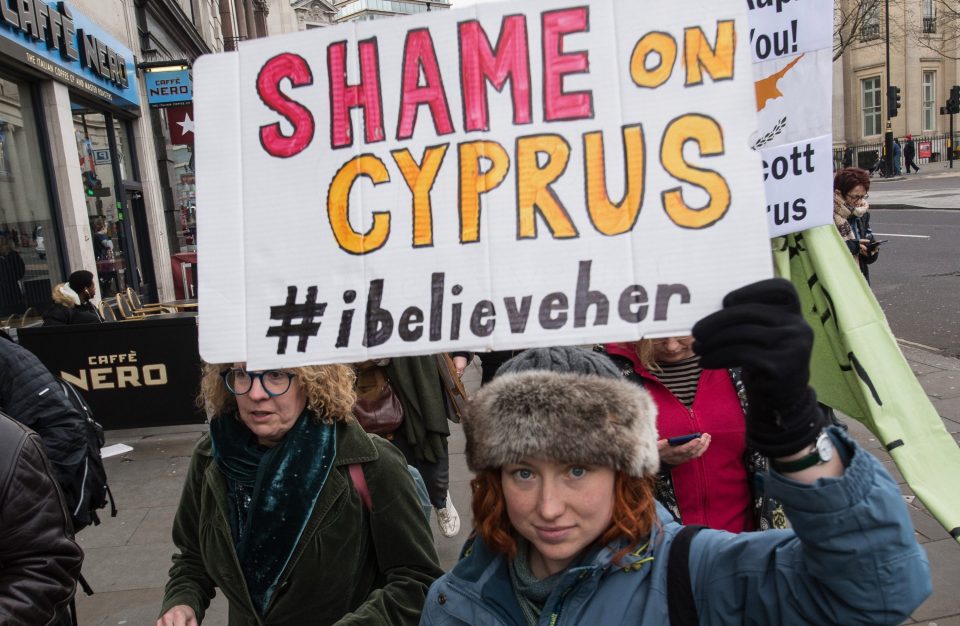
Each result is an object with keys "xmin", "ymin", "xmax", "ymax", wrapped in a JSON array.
[{"xmin": 692, "ymin": 278, "xmax": 827, "ymax": 458}]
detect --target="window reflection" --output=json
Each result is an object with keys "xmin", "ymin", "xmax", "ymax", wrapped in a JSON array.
[
  {"xmin": 73, "ymin": 106, "xmax": 127, "ymax": 297},
  {"xmin": 0, "ymin": 77, "xmax": 60, "ymax": 323}
]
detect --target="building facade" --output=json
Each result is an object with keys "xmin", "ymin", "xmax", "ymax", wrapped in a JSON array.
[
  {"xmin": 0, "ymin": 0, "xmax": 296, "ymax": 322},
  {"xmin": 834, "ymin": 0, "xmax": 959, "ymax": 157},
  {"xmin": 292, "ymin": 0, "xmax": 449, "ymax": 28}
]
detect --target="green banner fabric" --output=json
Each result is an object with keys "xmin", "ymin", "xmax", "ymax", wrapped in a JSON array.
[{"xmin": 773, "ymin": 225, "xmax": 960, "ymax": 543}]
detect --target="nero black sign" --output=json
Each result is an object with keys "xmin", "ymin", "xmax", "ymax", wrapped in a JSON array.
[
  {"xmin": 0, "ymin": 1, "xmax": 139, "ymax": 106},
  {"xmin": 19, "ymin": 315, "xmax": 204, "ymax": 430}
]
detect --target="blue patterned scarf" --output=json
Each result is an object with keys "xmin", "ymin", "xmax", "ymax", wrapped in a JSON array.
[{"xmin": 210, "ymin": 410, "xmax": 337, "ymax": 614}]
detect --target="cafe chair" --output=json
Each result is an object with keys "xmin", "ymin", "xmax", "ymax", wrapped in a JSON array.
[
  {"xmin": 98, "ymin": 300, "xmax": 118, "ymax": 322},
  {"xmin": 115, "ymin": 293, "xmax": 149, "ymax": 319},
  {"xmin": 20, "ymin": 307, "xmax": 40, "ymax": 326},
  {"xmin": 126, "ymin": 287, "xmax": 168, "ymax": 314}
]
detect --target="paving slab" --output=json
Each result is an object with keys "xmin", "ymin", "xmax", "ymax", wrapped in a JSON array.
[
  {"xmin": 910, "ymin": 538, "xmax": 960, "ymax": 623},
  {"xmin": 918, "ymin": 370, "xmax": 960, "ymax": 400}
]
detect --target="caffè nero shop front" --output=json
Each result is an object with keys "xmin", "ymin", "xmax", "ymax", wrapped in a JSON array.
[
  {"xmin": 0, "ymin": 0, "xmax": 204, "ymax": 321},
  {"xmin": 2, "ymin": 1, "xmax": 209, "ymax": 428}
]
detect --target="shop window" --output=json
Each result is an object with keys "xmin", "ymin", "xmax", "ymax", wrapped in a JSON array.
[
  {"xmin": 0, "ymin": 77, "xmax": 62, "ymax": 321},
  {"xmin": 159, "ymin": 108, "xmax": 196, "ymax": 251},
  {"xmin": 73, "ymin": 103, "xmax": 154, "ymax": 300}
]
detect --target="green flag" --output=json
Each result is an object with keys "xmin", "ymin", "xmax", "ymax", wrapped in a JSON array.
[{"xmin": 773, "ymin": 224, "xmax": 960, "ymax": 544}]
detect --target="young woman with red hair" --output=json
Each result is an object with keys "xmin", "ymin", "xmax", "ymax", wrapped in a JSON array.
[{"xmin": 420, "ymin": 280, "xmax": 929, "ymax": 626}]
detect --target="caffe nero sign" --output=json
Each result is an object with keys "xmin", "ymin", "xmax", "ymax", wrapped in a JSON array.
[{"xmin": 0, "ymin": 1, "xmax": 139, "ymax": 107}]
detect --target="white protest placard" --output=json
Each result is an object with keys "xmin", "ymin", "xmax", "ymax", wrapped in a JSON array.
[
  {"xmin": 195, "ymin": 0, "xmax": 773, "ymax": 368},
  {"xmin": 747, "ymin": 0, "xmax": 834, "ymax": 237}
]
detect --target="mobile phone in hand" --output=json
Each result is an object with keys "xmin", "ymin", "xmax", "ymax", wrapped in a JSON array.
[
  {"xmin": 867, "ymin": 239, "xmax": 888, "ymax": 250},
  {"xmin": 667, "ymin": 433, "xmax": 702, "ymax": 446}
]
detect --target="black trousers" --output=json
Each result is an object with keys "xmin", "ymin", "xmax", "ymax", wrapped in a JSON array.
[
  {"xmin": 390, "ymin": 430, "xmax": 450, "ymax": 509},
  {"xmin": 905, "ymin": 155, "xmax": 920, "ymax": 172}
]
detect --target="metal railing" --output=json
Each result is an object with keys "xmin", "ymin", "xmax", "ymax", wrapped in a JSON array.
[
  {"xmin": 860, "ymin": 23, "xmax": 881, "ymax": 41},
  {"xmin": 834, "ymin": 132, "xmax": 960, "ymax": 174},
  {"xmin": 923, "ymin": 17, "xmax": 937, "ymax": 33}
]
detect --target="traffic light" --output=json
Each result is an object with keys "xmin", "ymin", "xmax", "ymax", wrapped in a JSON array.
[
  {"xmin": 887, "ymin": 85, "xmax": 901, "ymax": 118},
  {"xmin": 82, "ymin": 171, "xmax": 99, "ymax": 197},
  {"xmin": 948, "ymin": 86, "xmax": 960, "ymax": 114},
  {"xmin": 81, "ymin": 171, "xmax": 110, "ymax": 197}
]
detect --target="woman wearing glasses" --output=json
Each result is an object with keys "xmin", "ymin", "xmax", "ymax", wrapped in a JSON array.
[
  {"xmin": 599, "ymin": 335, "xmax": 784, "ymax": 533},
  {"xmin": 157, "ymin": 363, "xmax": 443, "ymax": 626},
  {"xmin": 834, "ymin": 167, "xmax": 880, "ymax": 283}
]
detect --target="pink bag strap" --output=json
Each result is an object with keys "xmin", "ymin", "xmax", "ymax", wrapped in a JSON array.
[{"xmin": 348, "ymin": 464, "xmax": 372, "ymax": 511}]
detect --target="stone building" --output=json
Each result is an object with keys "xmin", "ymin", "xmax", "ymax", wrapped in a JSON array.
[
  {"xmin": 834, "ymin": 0, "xmax": 959, "ymax": 152},
  {"xmin": 292, "ymin": 0, "xmax": 450, "ymax": 28}
]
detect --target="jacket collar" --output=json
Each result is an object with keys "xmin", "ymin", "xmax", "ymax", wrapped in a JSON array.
[{"xmin": 446, "ymin": 528, "xmax": 662, "ymax": 622}]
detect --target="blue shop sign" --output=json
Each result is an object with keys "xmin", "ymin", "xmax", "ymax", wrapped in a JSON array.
[
  {"xmin": 0, "ymin": 1, "xmax": 139, "ymax": 108},
  {"xmin": 145, "ymin": 69, "xmax": 191, "ymax": 107}
]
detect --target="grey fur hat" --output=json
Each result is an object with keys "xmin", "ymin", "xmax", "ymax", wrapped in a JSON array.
[{"xmin": 465, "ymin": 349, "xmax": 660, "ymax": 478}]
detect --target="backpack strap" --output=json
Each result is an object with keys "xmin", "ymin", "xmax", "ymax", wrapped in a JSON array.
[
  {"xmin": 667, "ymin": 525, "xmax": 705, "ymax": 626},
  {"xmin": 348, "ymin": 464, "xmax": 372, "ymax": 511}
]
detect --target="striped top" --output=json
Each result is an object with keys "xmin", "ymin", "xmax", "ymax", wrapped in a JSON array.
[{"xmin": 655, "ymin": 355, "xmax": 702, "ymax": 407}]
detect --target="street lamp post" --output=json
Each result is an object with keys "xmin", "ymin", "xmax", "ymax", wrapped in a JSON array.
[{"xmin": 884, "ymin": 0, "xmax": 894, "ymax": 177}]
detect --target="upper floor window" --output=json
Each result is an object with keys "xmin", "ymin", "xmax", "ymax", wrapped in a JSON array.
[
  {"xmin": 923, "ymin": 0, "xmax": 937, "ymax": 33},
  {"xmin": 860, "ymin": 4, "xmax": 881, "ymax": 40}
]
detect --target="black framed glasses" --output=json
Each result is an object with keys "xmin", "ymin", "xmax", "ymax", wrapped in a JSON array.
[{"xmin": 222, "ymin": 369, "xmax": 295, "ymax": 397}]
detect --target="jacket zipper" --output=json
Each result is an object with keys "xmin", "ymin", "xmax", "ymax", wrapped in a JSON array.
[
  {"xmin": 547, "ymin": 571, "xmax": 589, "ymax": 625},
  {"xmin": 648, "ymin": 370, "xmax": 709, "ymax": 527}
]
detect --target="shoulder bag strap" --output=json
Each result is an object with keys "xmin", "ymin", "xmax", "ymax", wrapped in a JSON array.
[
  {"xmin": 667, "ymin": 524, "xmax": 706, "ymax": 626},
  {"xmin": 348, "ymin": 463, "xmax": 372, "ymax": 511}
]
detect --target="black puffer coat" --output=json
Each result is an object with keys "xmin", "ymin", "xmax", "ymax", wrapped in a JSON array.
[
  {"xmin": 0, "ymin": 412, "xmax": 84, "ymax": 625},
  {"xmin": 43, "ymin": 302, "xmax": 101, "ymax": 326},
  {"xmin": 0, "ymin": 336, "xmax": 88, "ymax": 501}
]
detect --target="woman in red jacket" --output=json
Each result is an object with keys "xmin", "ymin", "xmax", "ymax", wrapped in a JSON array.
[{"xmin": 602, "ymin": 337, "xmax": 784, "ymax": 532}]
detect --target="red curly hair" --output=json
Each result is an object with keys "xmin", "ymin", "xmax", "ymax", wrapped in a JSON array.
[
  {"xmin": 471, "ymin": 468, "xmax": 658, "ymax": 564},
  {"xmin": 833, "ymin": 167, "xmax": 871, "ymax": 196}
]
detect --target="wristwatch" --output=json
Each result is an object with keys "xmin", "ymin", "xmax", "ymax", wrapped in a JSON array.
[{"xmin": 770, "ymin": 431, "xmax": 834, "ymax": 473}]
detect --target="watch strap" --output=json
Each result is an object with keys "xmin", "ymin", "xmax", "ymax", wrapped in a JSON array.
[{"xmin": 770, "ymin": 448, "xmax": 822, "ymax": 473}]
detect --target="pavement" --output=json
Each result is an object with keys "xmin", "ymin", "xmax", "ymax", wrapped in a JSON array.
[
  {"xmin": 74, "ymin": 351, "xmax": 960, "ymax": 626},
  {"xmin": 867, "ymin": 160, "xmax": 960, "ymax": 209}
]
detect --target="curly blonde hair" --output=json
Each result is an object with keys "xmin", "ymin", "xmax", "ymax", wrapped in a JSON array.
[{"xmin": 199, "ymin": 362, "xmax": 357, "ymax": 423}]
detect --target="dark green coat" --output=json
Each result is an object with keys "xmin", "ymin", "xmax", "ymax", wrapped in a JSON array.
[{"xmin": 160, "ymin": 419, "xmax": 442, "ymax": 625}]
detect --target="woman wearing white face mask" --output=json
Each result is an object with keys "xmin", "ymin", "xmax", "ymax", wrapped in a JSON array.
[
  {"xmin": 833, "ymin": 167, "xmax": 880, "ymax": 283},
  {"xmin": 421, "ymin": 280, "xmax": 930, "ymax": 626}
]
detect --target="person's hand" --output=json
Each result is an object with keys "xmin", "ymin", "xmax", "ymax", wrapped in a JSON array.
[
  {"xmin": 157, "ymin": 605, "xmax": 198, "ymax": 626},
  {"xmin": 858, "ymin": 238, "xmax": 870, "ymax": 256},
  {"xmin": 692, "ymin": 279, "xmax": 826, "ymax": 458},
  {"xmin": 657, "ymin": 433, "xmax": 711, "ymax": 466},
  {"xmin": 452, "ymin": 356, "xmax": 468, "ymax": 377}
]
